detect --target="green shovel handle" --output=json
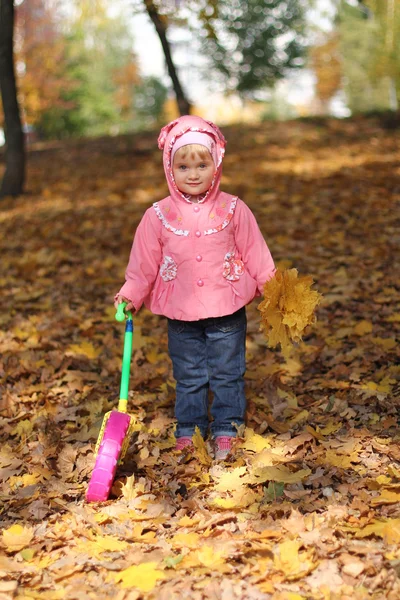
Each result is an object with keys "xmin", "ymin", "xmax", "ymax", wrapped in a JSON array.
[
  {"xmin": 115, "ymin": 302, "xmax": 133, "ymax": 404},
  {"xmin": 115, "ymin": 302, "xmax": 133, "ymax": 322}
]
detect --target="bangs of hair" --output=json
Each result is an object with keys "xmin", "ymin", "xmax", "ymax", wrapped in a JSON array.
[{"xmin": 175, "ymin": 144, "xmax": 212, "ymax": 161}]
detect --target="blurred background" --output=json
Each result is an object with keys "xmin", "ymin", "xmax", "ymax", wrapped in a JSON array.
[{"xmin": 0, "ymin": 0, "xmax": 399, "ymax": 146}]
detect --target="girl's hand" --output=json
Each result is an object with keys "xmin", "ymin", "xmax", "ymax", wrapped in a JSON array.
[{"xmin": 114, "ymin": 296, "xmax": 136, "ymax": 314}]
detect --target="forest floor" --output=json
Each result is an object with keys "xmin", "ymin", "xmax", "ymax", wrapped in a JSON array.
[{"xmin": 0, "ymin": 115, "xmax": 399, "ymax": 600}]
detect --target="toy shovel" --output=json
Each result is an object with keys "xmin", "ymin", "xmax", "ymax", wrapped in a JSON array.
[{"xmin": 86, "ymin": 303, "xmax": 136, "ymax": 502}]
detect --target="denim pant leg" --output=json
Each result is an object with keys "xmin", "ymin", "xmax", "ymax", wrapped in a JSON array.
[
  {"xmin": 168, "ymin": 319, "xmax": 209, "ymax": 438},
  {"xmin": 206, "ymin": 308, "xmax": 247, "ymax": 438}
]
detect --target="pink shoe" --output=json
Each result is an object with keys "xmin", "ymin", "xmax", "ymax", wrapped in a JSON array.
[
  {"xmin": 214, "ymin": 436, "xmax": 234, "ymax": 460},
  {"xmin": 175, "ymin": 436, "xmax": 194, "ymax": 451}
]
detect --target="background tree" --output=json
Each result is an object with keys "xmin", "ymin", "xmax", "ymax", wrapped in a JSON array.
[
  {"xmin": 134, "ymin": 0, "xmax": 307, "ymax": 114},
  {"xmin": 142, "ymin": 0, "xmax": 191, "ymax": 115},
  {"xmin": 337, "ymin": 0, "xmax": 399, "ymax": 113},
  {"xmin": 197, "ymin": 0, "xmax": 307, "ymax": 97},
  {"xmin": 26, "ymin": 0, "xmax": 140, "ymax": 139},
  {"xmin": 309, "ymin": 33, "xmax": 342, "ymax": 114},
  {"xmin": 0, "ymin": 0, "xmax": 25, "ymax": 198},
  {"xmin": 15, "ymin": 0, "xmax": 72, "ymax": 130},
  {"xmin": 133, "ymin": 76, "xmax": 168, "ymax": 128},
  {"xmin": 364, "ymin": 0, "xmax": 399, "ymax": 110}
]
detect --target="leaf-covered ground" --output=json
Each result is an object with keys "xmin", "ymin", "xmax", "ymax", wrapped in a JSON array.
[{"xmin": 0, "ymin": 116, "xmax": 399, "ymax": 600}]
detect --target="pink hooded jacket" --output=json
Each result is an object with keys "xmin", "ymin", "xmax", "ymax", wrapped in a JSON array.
[{"xmin": 116, "ymin": 115, "xmax": 276, "ymax": 321}]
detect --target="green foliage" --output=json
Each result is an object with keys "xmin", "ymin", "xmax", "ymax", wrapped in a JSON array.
[
  {"xmin": 133, "ymin": 76, "xmax": 168, "ymax": 130},
  {"xmin": 338, "ymin": 0, "xmax": 400, "ymax": 113},
  {"xmin": 37, "ymin": 3, "xmax": 138, "ymax": 139},
  {"xmin": 164, "ymin": 554, "xmax": 184, "ymax": 569},
  {"xmin": 263, "ymin": 481, "xmax": 285, "ymax": 502},
  {"xmin": 198, "ymin": 0, "xmax": 307, "ymax": 97},
  {"xmin": 260, "ymin": 90, "xmax": 297, "ymax": 121}
]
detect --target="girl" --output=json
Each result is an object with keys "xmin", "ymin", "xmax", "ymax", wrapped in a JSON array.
[{"xmin": 115, "ymin": 115, "xmax": 275, "ymax": 460}]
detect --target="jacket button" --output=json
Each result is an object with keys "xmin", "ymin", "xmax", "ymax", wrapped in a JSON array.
[
  {"xmin": 197, "ymin": 279, "xmax": 204, "ymax": 287},
  {"xmin": 195, "ymin": 230, "xmax": 201, "ymax": 237},
  {"xmin": 193, "ymin": 205, "xmax": 200, "ymax": 212},
  {"xmin": 196, "ymin": 255, "xmax": 202, "ymax": 262}
]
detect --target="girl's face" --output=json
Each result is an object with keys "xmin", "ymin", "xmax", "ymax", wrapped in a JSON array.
[{"xmin": 172, "ymin": 148, "xmax": 214, "ymax": 197}]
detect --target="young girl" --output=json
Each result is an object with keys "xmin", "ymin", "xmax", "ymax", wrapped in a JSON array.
[{"xmin": 115, "ymin": 115, "xmax": 275, "ymax": 460}]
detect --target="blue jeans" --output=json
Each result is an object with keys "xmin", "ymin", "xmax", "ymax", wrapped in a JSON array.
[{"xmin": 167, "ymin": 307, "xmax": 247, "ymax": 439}]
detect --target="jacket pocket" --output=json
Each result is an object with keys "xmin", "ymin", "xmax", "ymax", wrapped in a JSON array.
[
  {"xmin": 222, "ymin": 252, "xmax": 244, "ymax": 282},
  {"xmin": 160, "ymin": 256, "xmax": 177, "ymax": 282}
]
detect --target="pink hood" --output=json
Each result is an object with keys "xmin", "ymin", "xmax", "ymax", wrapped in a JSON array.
[{"xmin": 158, "ymin": 115, "xmax": 227, "ymax": 205}]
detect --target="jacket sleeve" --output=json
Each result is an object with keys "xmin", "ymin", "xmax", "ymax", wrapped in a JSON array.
[
  {"xmin": 115, "ymin": 207, "xmax": 162, "ymax": 310},
  {"xmin": 234, "ymin": 199, "xmax": 276, "ymax": 295}
]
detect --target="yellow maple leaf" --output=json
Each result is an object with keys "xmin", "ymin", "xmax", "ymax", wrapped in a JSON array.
[
  {"xmin": 13, "ymin": 326, "xmax": 31, "ymax": 340},
  {"xmin": 178, "ymin": 545, "xmax": 227, "ymax": 571},
  {"xmin": 115, "ymin": 562, "xmax": 165, "ymax": 591},
  {"xmin": 171, "ymin": 532, "xmax": 201, "ymax": 548},
  {"xmin": 238, "ymin": 428, "xmax": 271, "ymax": 452},
  {"xmin": 370, "ymin": 490, "xmax": 400, "ymax": 506},
  {"xmin": 353, "ymin": 320, "xmax": 373, "ymax": 336},
  {"xmin": 93, "ymin": 512, "xmax": 113, "ymax": 525},
  {"xmin": 131, "ymin": 524, "xmax": 157, "ymax": 543},
  {"xmin": 146, "ymin": 349, "xmax": 160, "ymax": 364},
  {"xmin": 251, "ymin": 448, "xmax": 277, "ymax": 467},
  {"xmin": 388, "ymin": 465, "xmax": 400, "ymax": 479},
  {"xmin": 76, "ymin": 535, "xmax": 129, "ymax": 558},
  {"xmin": 283, "ymin": 357, "xmax": 303, "ymax": 377},
  {"xmin": 131, "ymin": 326, "xmax": 148, "ymax": 350},
  {"xmin": 278, "ymin": 387, "xmax": 298, "ymax": 409},
  {"xmin": 258, "ymin": 268, "xmax": 322, "ymax": 356},
  {"xmin": 288, "ymin": 409, "xmax": 309, "ymax": 426},
  {"xmin": 196, "ymin": 545, "xmax": 226, "ymax": 568},
  {"xmin": 11, "ymin": 420, "xmax": 33, "ymax": 439},
  {"xmin": 318, "ymin": 419, "xmax": 342, "ymax": 436},
  {"xmin": 246, "ymin": 465, "xmax": 311, "ymax": 485},
  {"xmin": 121, "ymin": 474, "xmax": 136, "ymax": 501},
  {"xmin": 2, "ymin": 524, "xmax": 34, "ymax": 552},
  {"xmin": 386, "ymin": 313, "xmax": 400, "ymax": 322},
  {"xmin": 37, "ymin": 555, "xmax": 57, "ymax": 569},
  {"xmin": 257, "ymin": 581, "xmax": 275, "ymax": 594},
  {"xmin": 355, "ymin": 519, "xmax": 400, "ymax": 544},
  {"xmin": 323, "ymin": 449, "xmax": 358, "ymax": 469},
  {"xmin": 361, "ymin": 380, "xmax": 392, "ymax": 394},
  {"xmin": 177, "ymin": 515, "xmax": 198, "ymax": 527},
  {"xmin": 371, "ymin": 337, "xmax": 396, "ymax": 351},
  {"xmin": 66, "ymin": 341, "xmax": 102, "ymax": 359},
  {"xmin": 375, "ymin": 475, "xmax": 392, "ymax": 486},
  {"xmin": 274, "ymin": 540, "xmax": 301, "ymax": 575},
  {"xmin": 146, "ymin": 349, "xmax": 168, "ymax": 364},
  {"xmin": 8, "ymin": 473, "xmax": 40, "ymax": 490},
  {"xmin": 192, "ymin": 427, "xmax": 212, "ymax": 466},
  {"xmin": 0, "ymin": 444, "xmax": 17, "ymax": 468},
  {"xmin": 214, "ymin": 466, "xmax": 248, "ymax": 492},
  {"xmin": 212, "ymin": 488, "xmax": 261, "ymax": 510},
  {"xmin": 274, "ymin": 539, "xmax": 317, "ymax": 579}
]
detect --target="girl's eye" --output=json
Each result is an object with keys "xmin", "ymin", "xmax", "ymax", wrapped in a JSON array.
[{"xmin": 179, "ymin": 165, "xmax": 187, "ymax": 170}]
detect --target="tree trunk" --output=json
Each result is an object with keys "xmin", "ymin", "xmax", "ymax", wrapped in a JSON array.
[
  {"xmin": 0, "ymin": 0, "xmax": 25, "ymax": 198},
  {"xmin": 143, "ymin": 1, "xmax": 191, "ymax": 116}
]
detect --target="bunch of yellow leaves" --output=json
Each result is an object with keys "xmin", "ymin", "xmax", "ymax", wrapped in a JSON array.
[{"xmin": 258, "ymin": 268, "xmax": 322, "ymax": 356}]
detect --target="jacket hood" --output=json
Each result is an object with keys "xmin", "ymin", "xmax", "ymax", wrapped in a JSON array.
[{"xmin": 158, "ymin": 115, "xmax": 227, "ymax": 205}]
